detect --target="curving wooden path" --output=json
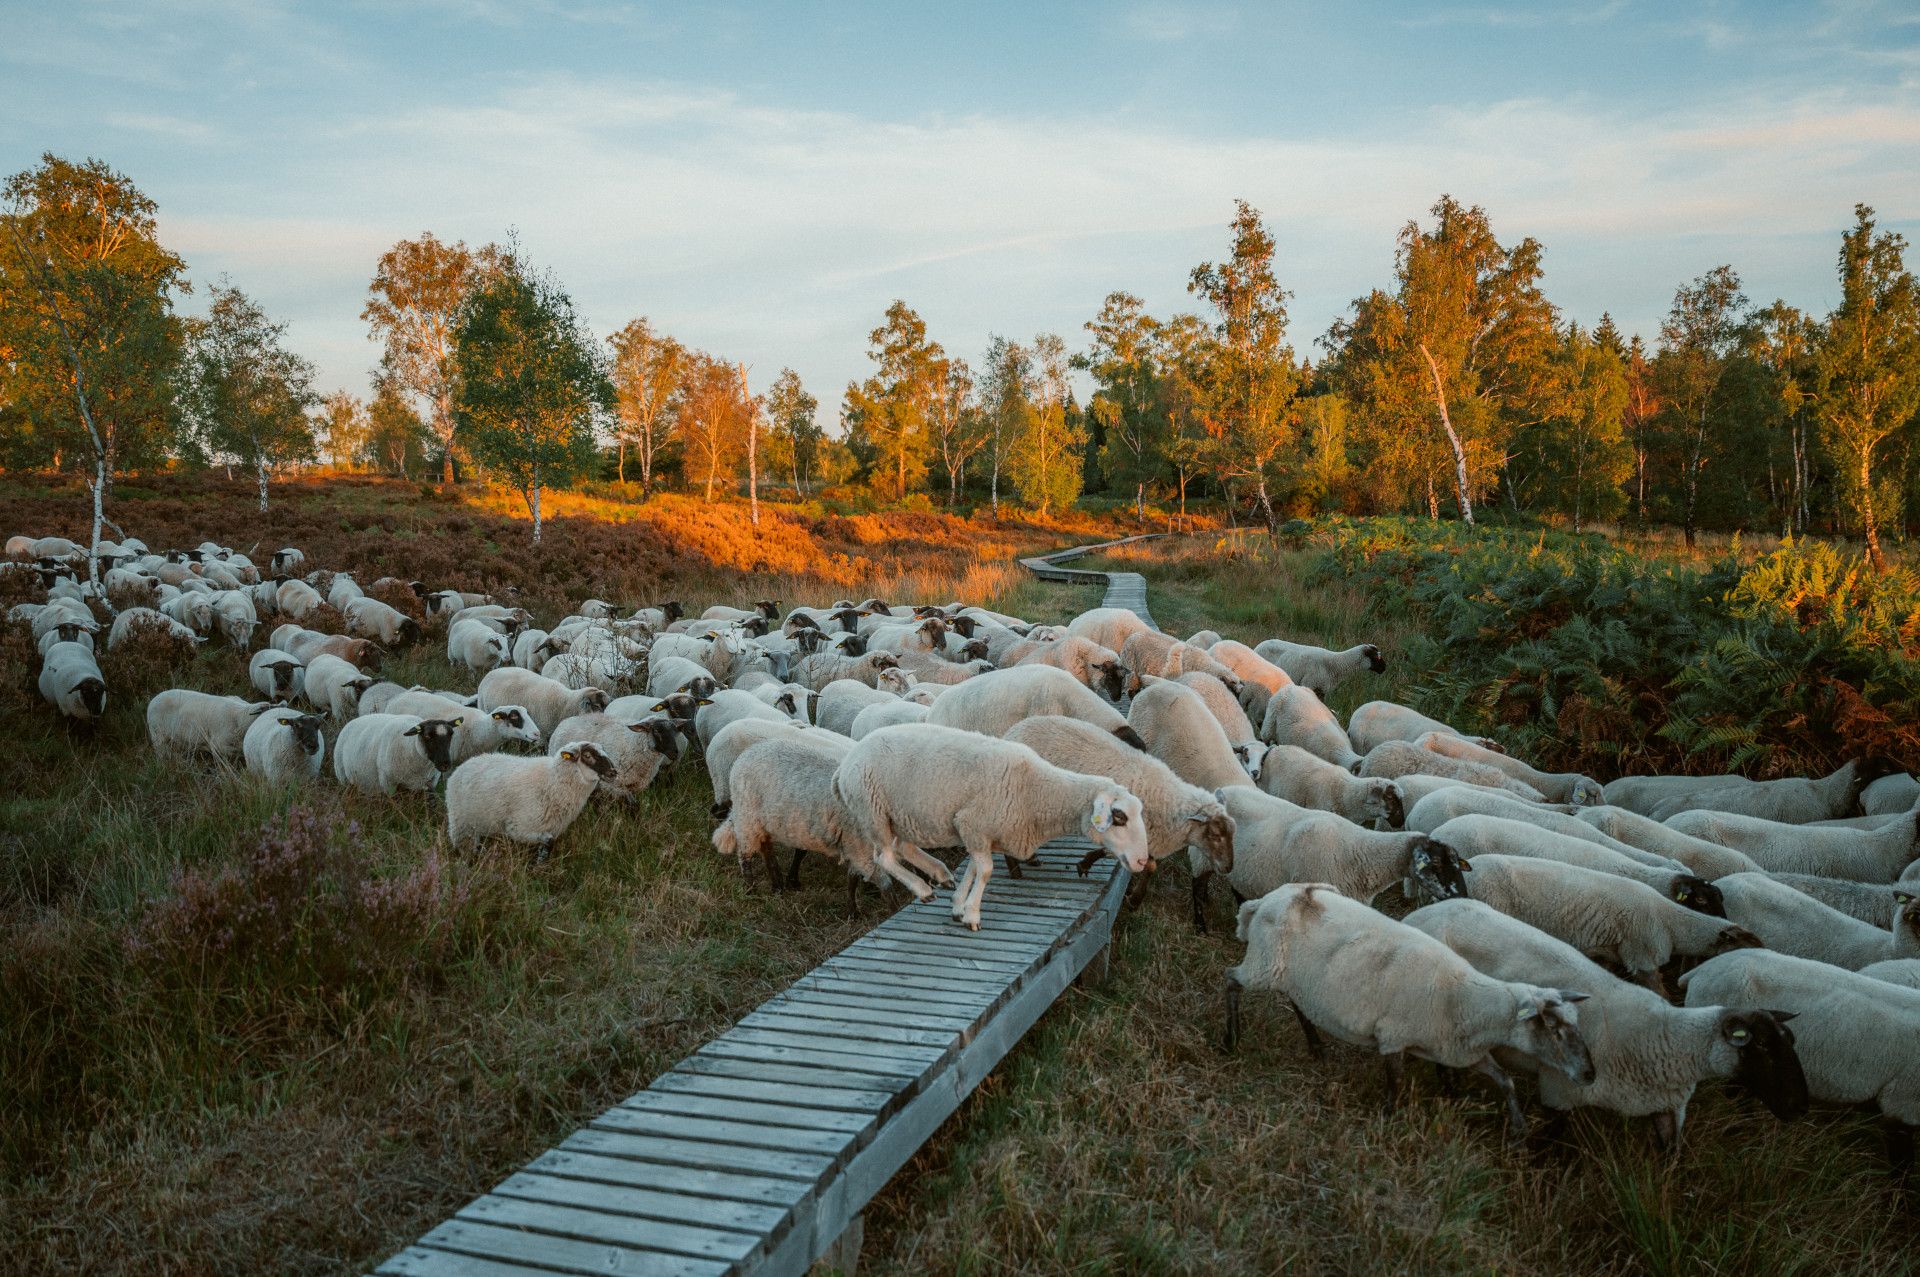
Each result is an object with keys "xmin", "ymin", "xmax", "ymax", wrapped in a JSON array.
[{"xmin": 376, "ymin": 540, "xmax": 1157, "ymax": 1277}]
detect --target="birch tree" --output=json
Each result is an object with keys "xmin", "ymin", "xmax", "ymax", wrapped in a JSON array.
[
  {"xmin": 606, "ymin": 317, "xmax": 685, "ymax": 492},
  {"xmin": 181, "ymin": 282, "xmax": 319, "ymax": 511}
]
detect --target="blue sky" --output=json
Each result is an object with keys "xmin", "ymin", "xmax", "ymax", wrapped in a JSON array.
[{"xmin": 6, "ymin": 1, "xmax": 1918, "ymax": 420}]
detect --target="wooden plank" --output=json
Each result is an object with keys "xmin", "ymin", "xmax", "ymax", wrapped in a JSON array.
[
  {"xmin": 762, "ymin": 992, "xmax": 980, "ymax": 1032},
  {"xmin": 670, "ymin": 1053, "xmax": 917, "ymax": 1095},
  {"xmin": 458, "ymin": 1195, "xmax": 761, "ymax": 1264},
  {"xmin": 494, "ymin": 1169, "xmax": 785, "ymax": 1235},
  {"xmin": 718, "ymin": 1025, "xmax": 948, "ymax": 1065},
  {"xmin": 741, "ymin": 1009, "xmax": 957, "ymax": 1049},
  {"xmin": 814, "ymin": 954, "xmax": 1011, "ymax": 990},
  {"xmin": 786, "ymin": 969, "xmax": 998, "ymax": 1006},
  {"xmin": 878, "ymin": 916, "xmax": 1062, "ymax": 946},
  {"xmin": 618, "ymin": 1090, "xmax": 877, "ymax": 1134},
  {"xmin": 583, "ymin": 1113, "xmax": 856, "ymax": 1159},
  {"xmin": 415, "ymin": 1219, "xmax": 730, "ymax": 1277},
  {"xmin": 696, "ymin": 1036, "xmax": 933, "ymax": 1079},
  {"xmin": 531, "ymin": 1146, "xmax": 812, "ymax": 1207},
  {"xmin": 378, "ymin": 1247, "xmax": 567, "ymax": 1277},
  {"xmin": 883, "ymin": 909, "xmax": 1064, "ymax": 937},
  {"xmin": 845, "ymin": 934, "xmax": 1038, "ymax": 970},
  {"xmin": 648, "ymin": 1070, "xmax": 893, "ymax": 1114},
  {"xmin": 557, "ymin": 1126, "xmax": 833, "ymax": 1181}
]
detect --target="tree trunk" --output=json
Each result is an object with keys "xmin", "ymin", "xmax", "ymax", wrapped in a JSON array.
[
  {"xmin": 531, "ymin": 479, "xmax": 544, "ymax": 545},
  {"xmin": 441, "ymin": 447, "xmax": 455, "ymax": 485},
  {"xmin": 88, "ymin": 462, "xmax": 107, "ymax": 589},
  {"xmin": 1256, "ymin": 479, "xmax": 1278, "ymax": 542},
  {"xmin": 641, "ymin": 430, "xmax": 653, "ymax": 496},
  {"xmin": 1419, "ymin": 343, "xmax": 1473, "ymax": 528},
  {"xmin": 1136, "ymin": 481, "xmax": 1144, "ymax": 521},
  {"xmin": 1426, "ymin": 473, "xmax": 1439, "ymax": 520},
  {"xmin": 1861, "ymin": 447, "xmax": 1884, "ymax": 570},
  {"xmin": 617, "ymin": 439, "xmax": 626, "ymax": 485},
  {"xmin": 256, "ymin": 455, "xmax": 270, "ymax": 513}
]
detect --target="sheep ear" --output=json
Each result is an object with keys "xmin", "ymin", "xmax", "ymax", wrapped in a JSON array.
[
  {"xmin": 1515, "ymin": 1004, "xmax": 1539, "ymax": 1022},
  {"xmin": 492, "ymin": 710, "xmax": 508, "ymax": 720},
  {"xmin": 451, "ymin": 716, "xmax": 464, "ymax": 728},
  {"xmin": 1556, "ymin": 990, "xmax": 1591, "ymax": 1004},
  {"xmin": 1091, "ymin": 792, "xmax": 1114, "ymax": 832},
  {"xmin": 560, "ymin": 749, "xmax": 576, "ymax": 761},
  {"xmin": 403, "ymin": 724, "xmax": 422, "ymax": 736}
]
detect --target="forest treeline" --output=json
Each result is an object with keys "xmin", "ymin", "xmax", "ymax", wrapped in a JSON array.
[{"xmin": 3, "ymin": 153, "xmax": 1917, "ymax": 559}]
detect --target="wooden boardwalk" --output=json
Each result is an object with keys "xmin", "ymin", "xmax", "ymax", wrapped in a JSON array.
[{"xmin": 378, "ymin": 548, "xmax": 1157, "ymax": 1277}]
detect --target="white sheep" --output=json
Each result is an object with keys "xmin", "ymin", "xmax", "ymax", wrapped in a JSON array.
[
  {"xmin": 1712, "ymin": 873, "xmax": 1919, "ymax": 970},
  {"xmin": 302, "ymin": 652, "xmax": 376, "ymax": 719},
  {"xmin": 274, "ymin": 626, "xmax": 382, "ymax": 668},
  {"xmin": 1458, "ymin": 854, "xmax": 1760, "ymax": 983},
  {"xmin": 1346, "ymin": 700, "xmax": 1501, "ymax": 756},
  {"xmin": 445, "ymin": 741, "xmax": 618, "ymax": 857},
  {"xmin": 510, "ymin": 628, "xmax": 565, "ymax": 670},
  {"xmin": 333, "ymin": 713, "xmax": 461, "ymax": 795},
  {"xmin": 387, "ymin": 690, "xmax": 542, "ymax": 763},
  {"xmin": 1252, "ymin": 638, "xmax": 1385, "ymax": 699},
  {"xmin": 1119, "ymin": 630, "xmax": 1244, "ymax": 697},
  {"xmin": 893, "ymin": 649, "xmax": 993, "ymax": 686},
  {"xmin": 146, "ymin": 690, "xmax": 271, "ymax": 760},
  {"xmin": 542, "ymin": 648, "xmax": 639, "ymax": 692},
  {"xmin": 1202, "ymin": 639, "xmax": 1294, "ymax": 722},
  {"xmin": 241, "ymin": 709, "xmax": 326, "ymax": 784},
  {"xmin": 833, "ymin": 723, "xmax": 1150, "ymax": 929},
  {"xmin": 814, "ymin": 678, "xmax": 904, "ymax": 736},
  {"xmin": 327, "ymin": 574, "xmax": 364, "ymax": 610},
  {"xmin": 210, "ymin": 590, "xmax": 258, "ymax": 648},
  {"xmin": 1663, "ymin": 808, "xmax": 1919, "ymax": 882},
  {"xmin": 1431, "ymin": 814, "xmax": 1724, "ymax": 914},
  {"xmin": 106, "ymin": 607, "xmax": 199, "ymax": 649},
  {"xmin": 1251, "ymin": 742, "xmax": 1406, "ymax": 828},
  {"xmin": 1173, "ymin": 671, "xmax": 1258, "ymax": 744},
  {"xmin": 1001, "ymin": 635, "xmax": 1128, "ymax": 702},
  {"xmin": 850, "ymin": 699, "xmax": 930, "ymax": 739},
  {"xmin": 1605, "ymin": 758, "xmax": 1894, "ymax": 824},
  {"xmin": 713, "ymin": 735, "xmax": 887, "ymax": 900},
  {"xmin": 1127, "ymin": 678, "xmax": 1256, "ymax": 793},
  {"xmin": 1861, "ymin": 959, "xmax": 1920, "ymax": 991},
  {"xmin": 343, "ymin": 596, "xmax": 420, "ymax": 647},
  {"xmin": 1405, "ymin": 785, "xmax": 1684, "ymax": 871},
  {"xmin": 693, "ymin": 688, "xmax": 792, "ymax": 750},
  {"xmin": 1412, "ymin": 732, "xmax": 1601, "ymax": 806},
  {"xmin": 547, "ymin": 712, "xmax": 681, "ymax": 798},
  {"xmin": 1862, "ymin": 773, "xmax": 1920, "ymax": 817},
  {"xmin": 1406, "ymin": 898, "xmax": 1808, "ymax": 1141},
  {"xmin": 103, "ymin": 567, "xmax": 160, "ymax": 611},
  {"xmin": 1259, "ymin": 685, "xmax": 1362, "ymax": 770},
  {"xmin": 1769, "ymin": 873, "xmax": 1903, "ymax": 928},
  {"xmin": 249, "ymin": 648, "xmax": 305, "ymax": 703},
  {"xmin": 1681, "ymin": 950, "xmax": 1920, "ymax": 1172},
  {"xmin": 1357, "ymin": 740, "xmax": 1546, "ymax": 801},
  {"xmin": 274, "ymin": 578, "xmax": 325, "ymax": 620},
  {"xmin": 1574, "ymin": 805, "xmax": 1764, "ymax": 879},
  {"xmin": 476, "ymin": 667, "xmax": 613, "ymax": 738},
  {"xmin": 270, "ymin": 546, "xmax": 306, "ymax": 575},
  {"xmin": 705, "ymin": 718, "xmax": 850, "ymax": 818},
  {"xmin": 1224, "ymin": 883, "xmax": 1594, "ymax": 1142},
  {"xmin": 448, "ymin": 618, "xmax": 510, "ymax": 675},
  {"xmin": 1063, "ymin": 605, "xmax": 1150, "ymax": 655},
  {"xmin": 36, "ymin": 625, "xmax": 93, "ymax": 657},
  {"xmin": 38, "ymin": 641, "xmax": 106, "ymax": 721},
  {"xmin": 928, "ymin": 663, "xmax": 1145, "ymax": 749},
  {"xmin": 795, "ymin": 647, "xmax": 903, "ymax": 692},
  {"xmin": 645, "ymin": 654, "xmax": 721, "ymax": 701}
]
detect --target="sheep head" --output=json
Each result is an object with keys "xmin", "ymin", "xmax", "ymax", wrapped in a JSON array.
[
  {"xmin": 1410, "ymin": 836, "xmax": 1471, "ymax": 901},
  {"xmin": 1087, "ymin": 789, "xmax": 1149, "ymax": 872},
  {"xmin": 1509, "ymin": 991, "xmax": 1595, "ymax": 1086},
  {"xmin": 1721, "ymin": 1010, "xmax": 1808, "ymax": 1121},
  {"xmin": 1186, "ymin": 803, "xmax": 1235, "ymax": 873},
  {"xmin": 559, "ymin": 742, "xmax": 619, "ymax": 781},
  {"xmin": 1670, "ymin": 876, "xmax": 1727, "ymax": 917},
  {"xmin": 405, "ymin": 717, "xmax": 461, "ymax": 771}
]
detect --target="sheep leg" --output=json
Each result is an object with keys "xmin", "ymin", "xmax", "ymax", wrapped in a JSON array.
[
  {"xmin": 762, "ymin": 841, "xmax": 784, "ymax": 894},
  {"xmin": 1652, "ymin": 1111, "xmax": 1680, "ymax": 1153},
  {"xmin": 894, "ymin": 844, "xmax": 954, "ymax": 887},
  {"xmin": 533, "ymin": 837, "xmax": 552, "ymax": 866},
  {"xmin": 784, "ymin": 848, "xmax": 806, "ymax": 890},
  {"xmin": 1004, "ymin": 855, "xmax": 1024, "ymax": 880},
  {"xmin": 1885, "ymin": 1119, "xmax": 1915, "ymax": 1178},
  {"xmin": 1290, "ymin": 1003, "xmax": 1326, "ymax": 1059},
  {"xmin": 1429, "ymin": 1060, "xmax": 1458, "ymax": 1097},
  {"xmin": 873, "ymin": 841, "xmax": 935, "ymax": 901},
  {"xmin": 1191, "ymin": 870, "xmax": 1212, "ymax": 934},
  {"xmin": 956, "ymin": 849, "xmax": 993, "ymax": 930},
  {"xmin": 1220, "ymin": 972, "xmax": 1243, "ymax": 1053},
  {"xmin": 844, "ymin": 871, "xmax": 860, "ymax": 918},
  {"xmin": 1075, "ymin": 848, "xmax": 1102, "ymax": 877},
  {"xmin": 1380, "ymin": 1052, "xmax": 1407, "ymax": 1115},
  {"xmin": 1469, "ymin": 1055, "xmax": 1528, "ymax": 1144}
]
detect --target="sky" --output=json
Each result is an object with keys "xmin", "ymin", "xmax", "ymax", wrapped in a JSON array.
[{"xmin": 5, "ymin": 0, "xmax": 1919, "ymax": 422}]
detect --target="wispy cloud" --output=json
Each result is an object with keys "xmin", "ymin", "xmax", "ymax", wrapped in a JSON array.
[
  {"xmin": 1116, "ymin": 3, "xmax": 1240, "ymax": 42},
  {"xmin": 1401, "ymin": 0, "xmax": 1629, "ymax": 30}
]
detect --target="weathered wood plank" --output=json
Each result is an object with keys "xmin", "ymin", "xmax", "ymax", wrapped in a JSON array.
[
  {"xmin": 377, "ymin": 1246, "xmax": 568, "ymax": 1276},
  {"xmin": 589, "ymin": 1107, "xmax": 856, "ymax": 1157},
  {"xmin": 558, "ymin": 1127, "xmax": 833, "ymax": 1182},
  {"xmin": 458, "ymin": 1195, "xmax": 762, "ymax": 1263},
  {"xmin": 741, "ymin": 1010, "xmax": 957, "ymax": 1048},
  {"xmin": 414, "ymin": 1219, "xmax": 731, "ymax": 1277},
  {"xmin": 647, "ymin": 1070, "xmax": 893, "ymax": 1114},
  {"xmin": 696, "ymin": 1037, "xmax": 933, "ymax": 1079},
  {"xmin": 617, "ymin": 1090, "xmax": 877, "ymax": 1134},
  {"xmin": 669, "ymin": 1053, "xmax": 918, "ymax": 1096},
  {"xmin": 531, "ymin": 1146, "xmax": 812, "ymax": 1206},
  {"xmin": 761, "ymin": 992, "xmax": 980, "ymax": 1032},
  {"xmin": 717, "ymin": 1025, "xmax": 948, "ymax": 1065},
  {"xmin": 494, "ymin": 1169, "xmax": 786, "ymax": 1235}
]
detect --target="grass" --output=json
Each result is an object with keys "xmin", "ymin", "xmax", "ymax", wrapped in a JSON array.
[{"xmin": 3, "ymin": 479, "xmax": 1911, "ymax": 1275}]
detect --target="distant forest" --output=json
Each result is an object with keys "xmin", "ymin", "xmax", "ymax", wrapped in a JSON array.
[{"xmin": 4, "ymin": 154, "xmax": 1917, "ymax": 561}]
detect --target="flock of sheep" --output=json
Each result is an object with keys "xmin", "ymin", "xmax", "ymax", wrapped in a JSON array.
[{"xmin": 8, "ymin": 528, "xmax": 1919, "ymax": 1176}]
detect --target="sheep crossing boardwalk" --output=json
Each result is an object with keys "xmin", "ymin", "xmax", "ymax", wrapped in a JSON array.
[{"xmin": 377, "ymin": 543, "xmax": 1157, "ymax": 1277}]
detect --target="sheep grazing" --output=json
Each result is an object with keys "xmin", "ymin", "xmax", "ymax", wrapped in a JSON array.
[
  {"xmin": 242, "ymin": 710, "xmax": 326, "ymax": 784},
  {"xmin": 1604, "ymin": 757, "xmax": 1897, "ymax": 824},
  {"xmin": 1574, "ymin": 805, "xmax": 1764, "ymax": 879},
  {"xmin": 426, "ymin": 588, "xmax": 492, "ymax": 617},
  {"xmin": 274, "ymin": 577, "xmax": 325, "ymax": 620},
  {"xmin": 1202, "ymin": 639, "xmax": 1293, "ymax": 722},
  {"xmin": 388, "ymin": 690, "xmax": 542, "ymax": 763},
  {"xmin": 270, "ymin": 547, "xmax": 306, "ymax": 575},
  {"xmin": 445, "ymin": 741, "xmax": 618, "ymax": 858},
  {"xmin": 542, "ymin": 648, "xmax": 640, "ymax": 693},
  {"xmin": 1769, "ymin": 874, "xmax": 1903, "ymax": 928},
  {"xmin": 864, "ymin": 616, "xmax": 949, "ymax": 654},
  {"xmin": 1197, "ymin": 786, "xmax": 1469, "ymax": 929},
  {"xmin": 146, "ymin": 690, "xmax": 270, "ymax": 760},
  {"xmin": 1063, "ymin": 605, "xmax": 1151, "ymax": 656},
  {"xmin": 1004, "ymin": 714, "xmax": 1234, "ymax": 878},
  {"xmin": 511, "ymin": 628, "xmax": 565, "ymax": 671},
  {"xmin": 1119, "ymin": 630, "xmax": 1244, "ymax": 697},
  {"xmin": 814, "ymin": 678, "xmax": 905, "ymax": 737},
  {"xmin": 303, "ymin": 652, "xmax": 375, "ymax": 719},
  {"xmin": 1431, "ymin": 814, "xmax": 1724, "ymax": 915},
  {"xmin": 275, "ymin": 626, "xmax": 382, "ymax": 669},
  {"xmin": 334, "ymin": 713, "xmax": 460, "ymax": 795},
  {"xmin": 447, "ymin": 617, "xmax": 511, "ymax": 675},
  {"xmin": 1712, "ymin": 873, "xmax": 1919, "ymax": 970},
  {"xmin": 1862, "ymin": 772, "xmax": 1920, "ymax": 817},
  {"xmin": 249, "ymin": 649, "xmax": 305, "ymax": 703},
  {"xmin": 1346, "ymin": 700, "xmax": 1500, "ymax": 756},
  {"xmin": 1259, "ymin": 685, "xmax": 1362, "ymax": 771},
  {"xmin": 1251, "ymin": 742, "xmax": 1406, "ymax": 828},
  {"xmin": 106, "ymin": 607, "xmax": 199, "ymax": 650},
  {"xmin": 1406, "ymin": 785, "xmax": 1684, "ymax": 871},
  {"xmin": 1172, "ymin": 671, "xmax": 1258, "ymax": 745},
  {"xmin": 343, "ymin": 596, "xmax": 420, "ymax": 647},
  {"xmin": 1459, "ymin": 854, "xmax": 1760, "ymax": 985},
  {"xmin": 1252, "ymin": 638, "xmax": 1384, "ymax": 699},
  {"xmin": 795, "ymin": 647, "xmax": 902, "ymax": 692},
  {"xmin": 1003, "ymin": 635, "xmax": 1127, "ymax": 702},
  {"xmin": 833, "ymin": 722, "xmax": 1150, "ymax": 929},
  {"xmin": 1681, "ymin": 950, "xmax": 1920, "ymax": 1174},
  {"xmin": 628, "ymin": 600, "xmax": 684, "ymax": 630},
  {"xmin": 928, "ymin": 663, "xmax": 1145, "ymax": 749},
  {"xmin": 547, "ymin": 713, "xmax": 680, "ymax": 799},
  {"xmin": 1663, "ymin": 808, "xmax": 1920, "ymax": 883},
  {"xmin": 642, "ymin": 654, "xmax": 718, "ymax": 701},
  {"xmin": 1224, "ymin": 883, "xmax": 1594, "ymax": 1141},
  {"xmin": 714, "ymin": 736, "xmax": 889, "ymax": 902},
  {"xmin": 210, "ymin": 591, "xmax": 258, "ymax": 648},
  {"xmin": 38, "ymin": 642, "xmax": 106, "ymax": 721},
  {"xmin": 706, "ymin": 718, "xmax": 851, "ymax": 819},
  {"xmin": 1411, "ymin": 732, "xmax": 1601, "ymax": 806},
  {"xmin": 1357, "ymin": 740, "xmax": 1546, "ymax": 802},
  {"xmin": 1128, "ymin": 679, "xmax": 1255, "ymax": 792},
  {"xmin": 851, "ymin": 699, "xmax": 930, "ymax": 739},
  {"xmin": 693, "ymin": 688, "xmax": 794, "ymax": 750},
  {"xmin": 1862, "ymin": 958, "xmax": 1920, "ymax": 991},
  {"xmin": 477, "ymin": 667, "xmax": 613, "ymax": 739},
  {"xmin": 1407, "ymin": 899, "xmax": 1807, "ymax": 1142}
]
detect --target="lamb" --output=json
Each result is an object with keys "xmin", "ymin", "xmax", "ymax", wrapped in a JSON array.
[
  {"xmin": 1574, "ymin": 805, "xmax": 1764, "ymax": 879},
  {"xmin": 146, "ymin": 690, "xmax": 271, "ymax": 760},
  {"xmin": 210, "ymin": 590, "xmax": 258, "ymax": 648},
  {"xmin": 705, "ymin": 718, "xmax": 851, "ymax": 818},
  {"xmin": 1251, "ymin": 743, "xmax": 1405, "ymax": 828},
  {"xmin": 1197, "ymin": 786, "xmax": 1469, "ymax": 927},
  {"xmin": 448, "ymin": 618, "xmax": 511, "ymax": 675},
  {"xmin": 1174, "ymin": 672, "xmax": 1258, "ymax": 744},
  {"xmin": 274, "ymin": 577, "xmax": 325, "ymax": 620},
  {"xmin": 1458, "ymin": 854, "xmax": 1760, "ymax": 983},
  {"xmin": 1003, "ymin": 715, "xmax": 1235, "ymax": 875},
  {"xmin": 1430, "ymin": 814, "xmax": 1724, "ymax": 915},
  {"xmin": 1064, "ymin": 605, "xmax": 1151, "ymax": 655},
  {"xmin": 1259, "ymin": 685, "xmax": 1362, "ymax": 770},
  {"xmin": 925, "ymin": 664, "xmax": 1143, "ymax": 752},
  {"xmin": 1412, "ymin": 732, "xmax": 1601, "ymax": 806},
  {"xmin": 302, "ymin": 652, "xmax": 376, "ymax": 719},
  {"xmin": 1002, "ymin": 635, "xmax": 1127, "ymax": 703},
  {"xmin": 1202, "ymin": 639, "xmax": 1294, "ymax": 722},
  {"xmin": 1345, "ymin": 700, "xmax": 1501, "ymax": 756},
  {"xmin": 1252, "ymin": 638, "xmax": 1385, "ymax": 699},
  {"xmin": 1127, "ymin": 678, "xmax": 1256, "ymax": 792},
  {"xmin": 388, "ymin": 690, "xmax": 543, "ymax": 763},
  {"xmin": 106, "ymin": 607, "xmax": 199, "ymax": 649},
  {"xmin": 343, "ymin": 596, "xmax": 420, "ymax": 647},
  {"xmin": 241, "ymin": 709, "xmax": 326, "ymax": 784},
  {"xmin": 246, "ymin": 648, "xmax": 303, "ymax": 703},
  {"xmin": 1406, "ymin": 899, "xmax": 1807, "ymax": 1141},
  {"xmin": 1223, "ymin": 883, "xmax": 1594, "ymax": 1142},
  {"xmin": 1662, "ymin": 809, "xmax": 1920, "ymax": 883},
  {"xmin": 1711, "ymin": 873, "xmax": 1919, "ymax": 970},
  {"xmin": 1406, "ymin": 785, "xmax": 1685, "ymax": 871},
  {"xmin": 1119, "ymin": 630, "xmax": 1244, "ymax": 696},
  {"xmin": 693, "ymin": 688, "xmax": 793, "ymax": 750},
  {"xmin": 1681, "ymin": 950, "xmax": 1920, "ymax": 1172},
  {"xmin": 546, "ymin": 713, "xmax": 681, "ymax": 798},
  {"xmin": 477, "ymin": 667, "xmax": 613, "ymax": 738},
  {"xmin": 1862, "ymin": 772, "xmax": 1920, "ymax": 816},
  {"xmin": 1358, "ymin": 740, "xmax": 1546, "ymax": 802},
  {"xmin": 850, "ymin": 699, "xmax": 930, "ymax": 738},
  {"xmin": 794, "ymin": 648, "xmax": 902, "ymax": 692},
  {"xmin": 1604, "ymin": 757, "xmax": 1896, "ymax": 824},
  {"xmin": 37, "ymin": 641, "xmax": 106, "ymax": 722},
  {"xmin": 833, "ymin": 723, "xmax": 1150, "ymax": 929},
  {"xmin": 713, "ymin": 737, "xmax": 888, "ymax": 900},
  {"xmin": 647, "ymin": 654, "xmax": 722, "ymax": 700},
  {"xmin": 333, "ymin": 713, "xmax": 460, "ymax": 795},
  {"xmin": 446, "ymin": 741, "xmax": 618, "ymax": 857},
  {"xmin": 814, "ymin": 678, "xmax": 905, "ymax": 736}
]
